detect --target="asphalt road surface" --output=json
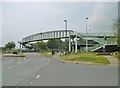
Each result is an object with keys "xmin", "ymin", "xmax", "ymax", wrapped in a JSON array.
[{"xmin": 2, "ymin": 53, "xmax": 118, "ymax": 86}]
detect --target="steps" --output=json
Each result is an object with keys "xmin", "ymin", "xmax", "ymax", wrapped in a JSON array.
[{"xmin": 90, "ymin": 38, "xmax": 105, "ymax": 52}]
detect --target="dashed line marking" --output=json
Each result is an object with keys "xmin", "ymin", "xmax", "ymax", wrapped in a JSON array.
[
  {"xmin": 35, "ymin": 75, "xmax": 41, "ymax": 79},
  {"xmin": 33, "ymin": 74, "xmax": 35, "ymax": 76},
  {"xmin": 47, "ymin": 58, "xmax": 51, "ymax": 64}
]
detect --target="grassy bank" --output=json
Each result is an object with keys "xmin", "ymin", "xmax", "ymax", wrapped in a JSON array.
[
  {"xmin": 40, "ymin": 51, "xmax": 52, "ymax": 58},
  {"xmin": 61, "ymin": 52, "xmax": 110, "ymax": 64}
]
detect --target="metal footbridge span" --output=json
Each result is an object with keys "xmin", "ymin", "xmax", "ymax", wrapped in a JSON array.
[{"xmin": 20, "ymin": 30, "xmax": 117, "ymax": 52}]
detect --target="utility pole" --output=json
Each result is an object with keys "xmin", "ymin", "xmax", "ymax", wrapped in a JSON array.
[
  {"xmin": 86, "ymin": 18, "xmax": 88, "ymax": 52},
  {"xmin": 64, "ymin": 20, "xmax": 67, "ymax": 54}
]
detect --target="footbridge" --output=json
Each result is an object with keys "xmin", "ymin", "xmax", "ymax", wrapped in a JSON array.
[
  {"xmin": 20, "ymin": 30, "xmax": 117, "ymax": 52},
  {"xmin": 22, "ymin": 30, "xmax": 75, "ymax": 43}
]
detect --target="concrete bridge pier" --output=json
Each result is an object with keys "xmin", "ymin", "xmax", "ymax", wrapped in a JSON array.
[
  {"xmin": 75, "ymin": 35, "xmax": 78, "ymax": 53},
  {"xmin": 19, "ymin": 43, "xmax": 22, "ymax": 50},
  {"xmin": 71, "ymin": 38, "xmax": 75, "ymax": 52},
  {"xmin": 69, "ymin": 35, "xmax": 71, "ymax": 52}
]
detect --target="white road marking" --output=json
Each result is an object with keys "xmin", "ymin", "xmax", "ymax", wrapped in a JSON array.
[
  {"xmin": 35, "ymin": 75, "xmax": 41, "ymax": 79},
  {"xmin": 33, "ymin": 74, "xmax": 35, "ymax": 76},
  {"xmin": 47, "ymin": 58, "xmax": 51, "ymax": 64}
]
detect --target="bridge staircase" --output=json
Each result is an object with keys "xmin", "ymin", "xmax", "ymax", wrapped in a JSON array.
[{"xmin": 90, "ymin": 38, "xmax": 117, "ymax": 52}]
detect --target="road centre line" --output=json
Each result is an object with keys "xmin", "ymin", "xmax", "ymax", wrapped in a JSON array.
[
  {"xmin": 47, "ymin": 58, "xmax": 51, "ymax": 64},
  {"xmin": 35, "ymin": 75, "xmax": 41, "ymax": 79}
]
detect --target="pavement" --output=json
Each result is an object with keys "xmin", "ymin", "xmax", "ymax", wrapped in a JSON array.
[
  {"xmin": 104, "ymin": 55, "xmax": 118, "ymax": 66},
  {"xmin": 2, "ymin": 53, "xmax": 118, "ymax": 86}
]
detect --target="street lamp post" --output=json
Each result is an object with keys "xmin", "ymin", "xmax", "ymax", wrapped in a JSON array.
[
  {"xmin": 64, "ymin": 20, "xmax": 67, "ymax": 38},
  {"xmin": 64, "ymin": 20, "xmax": 67, "ymax": 54},
  {"xmin": 86, "ymin": 18, "xmax": 88, "ymax": 52}
]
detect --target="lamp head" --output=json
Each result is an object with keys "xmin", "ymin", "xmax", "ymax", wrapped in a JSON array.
[{"xmin": 64, "ymin": 20, "xmax": 67, "ymax": 22}]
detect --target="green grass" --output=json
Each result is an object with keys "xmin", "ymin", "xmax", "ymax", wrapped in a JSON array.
[
  {"xmin": 40, "ymin": 51, "xmax": 52, "ymax": 58},
  {"xmin": 61, "ymin": 52, "xmax": 110, "ymax": 64}
]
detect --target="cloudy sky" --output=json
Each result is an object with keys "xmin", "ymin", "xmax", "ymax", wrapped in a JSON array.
[{"xmin": 0, "ymin": 1, "xmax": 118, "ymax": 47}]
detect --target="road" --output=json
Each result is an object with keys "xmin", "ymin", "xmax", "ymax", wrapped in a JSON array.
[{"xmin": 2, "ymin": 53, "xmax": 118, "ymax": 86}]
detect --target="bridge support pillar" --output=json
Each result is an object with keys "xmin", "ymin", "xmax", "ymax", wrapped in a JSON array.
[
  {"xmin": 75, "ymin": 35, "xmax": 77, "ymax": 53},
  {"xmin": 19, "ymin": 43, "xmax": 22, "ymax": 50},
  {"xmin": 69, "ymin": 35, "xmax": 71, "ymax": 52},
  {"xmin": 71, "ymin": 38, "xmax": 74, "ymax": 52},
  {"xmin": 103, "ymin": 45, "xmax": 106, "ymax": 52},
  {"xmin": 72, "ymin": 45, "xmax": 74, "ymax": 52}
]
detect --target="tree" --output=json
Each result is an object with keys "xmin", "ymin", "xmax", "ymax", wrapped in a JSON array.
[
  {"xmin": 112, "ymin": 19, "xmax": 120, "ymax": 46},
  {"xmin": 47, "ymin": 39, "xmax": 62, "ymax": 50},
  {"xmin": 112, "ymin": 18, "xmax": 120, "ymax": 60},
  {"xmin": 32, "ymin": 41, "xmax": 47, "ymax": 50},
  {"xmin": 112, "ymin": 19, "xmax": 120, "ymax": 37},
  {"xmin": 64, "ymin": 40, "xmax": 69, "ymax": 50},
  {"xmin": 5, "ymin": 41, "xmax": 16, "ymax": 50}
]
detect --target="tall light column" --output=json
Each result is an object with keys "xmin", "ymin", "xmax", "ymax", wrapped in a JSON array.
[
  {"xmin": 64, "ymin": 20, "xmax": 67, "ymax": 53},
  {"xmin": 86, "ymin": 18, "xmax": 88, "ymax": 52},
  {"xmin": 75, "ymin": 35, "xmax": 77, "ymax": 53},
  {"xmin": 64, "ymin": 20, "xmax": 67, "ymax": 38},
  {"xmin": 69, "ymin": 32, "xmax": 71, "ymax": 52}
]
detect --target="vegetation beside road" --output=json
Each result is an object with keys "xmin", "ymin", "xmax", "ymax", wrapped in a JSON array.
[
  {"xmin": 40, "ymin": 51, "xmax": 52, "ymax": 58},
  {"xmin": 61, "ymin": 52, "xmax": 110, "ymax": 64},
  {"xmin": 4, "ymin": 41, "xmax": 16, "ymax": 50},
  {"xmin": 112, "ymin": 18, "xmax": 120, "ymax": 60}
]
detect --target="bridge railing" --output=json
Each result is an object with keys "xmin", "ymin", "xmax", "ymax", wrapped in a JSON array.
[
  {"xmin": 22, "ymin": 30, "xmax": 75, "ymax": 43},
  {"xmin": 90, "ymin": 44, "xmax": 104, "ymax": 51},
  {"xmin": 82, "ymin": 32, "xmax": 114, "ymax": 37},
  {"xmin": 70, "ymin": 32, "xmax": 83, "ymax": 37}
]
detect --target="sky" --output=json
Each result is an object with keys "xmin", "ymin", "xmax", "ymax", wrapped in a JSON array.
[{"xmin": 0, "ymin": 0, "xmax": 118, "ymax": 47}]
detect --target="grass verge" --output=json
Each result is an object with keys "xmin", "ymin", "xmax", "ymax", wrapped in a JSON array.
[
  {"xmin": 3, "ymin": 52, "xmax": 25, "ymax": 57},
  {"xmin": 61, "ymin": 52, "xmax": 110, "ymax": 64},
  {"xmin": 40, "ymin": 51, "xmax": 52, "ymax": 58}
]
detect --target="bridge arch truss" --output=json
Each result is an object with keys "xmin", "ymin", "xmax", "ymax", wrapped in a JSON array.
[{"xmin": 22, "ymin": 30, "xmax": 74, "ymax": 43}]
